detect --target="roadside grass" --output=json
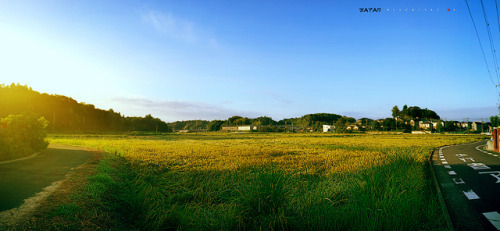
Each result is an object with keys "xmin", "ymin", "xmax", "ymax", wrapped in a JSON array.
[
  {"xmin": 41, "ymin": 133, "xmax": 484, "ymax": 230},
  {"xmin": 12, "ymin": 152, "xmax": 139, "ymax": 230}
]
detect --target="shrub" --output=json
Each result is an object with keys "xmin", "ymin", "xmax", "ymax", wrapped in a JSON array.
[{"xmin": 0, "ymin": 113, "xmax": 49, "ymax": 161}]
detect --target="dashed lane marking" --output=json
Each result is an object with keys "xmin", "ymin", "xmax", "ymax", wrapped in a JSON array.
[
  {"xmin": 440, "ymin": 182, "xmax": 454, "ymax": 188},
  {"xmin": 442, "ymin": 161, "xmax": 449, "ymax": 164},
  {"xmin": 448, "ymin": 171, "xmax": 457, "ymax": 175},
  {"xmin": 482, "ymin": 211, "xmax": 500, "ymax": 230},
  {"xmin": 468, "ymin": 163, "xmax": 491, "ymax": 170},
  {"xmin": 463, "ymin": 190, "xmax": 480, "ymax": 200},
  {"xmin": 444, "ymin": 165, "xmax": 451, "ymax": 169},
  {"xmin": 453, "ymin": 178, "xmax": 465, "ymax": 184}
]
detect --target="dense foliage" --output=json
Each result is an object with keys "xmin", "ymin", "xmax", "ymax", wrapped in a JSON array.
[
  {"xmin": 0, "ymin": 83, "xmax": 170, "ymax": 132},
  {"xmin": 393, "ymin": 105, "xmax": 440, "ymax": 120},
  {"xmin": 0, "ymin": 113, "xmax": 49, "ymax": 161}
]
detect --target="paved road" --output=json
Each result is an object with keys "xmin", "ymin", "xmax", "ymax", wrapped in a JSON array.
[
  {"xmin": 0, "ymin": 144, "xmax": 91, "ymax": 211},
  {"xmin": 432, "ymin": 140, "xmax": 500, "ymax": 231}
]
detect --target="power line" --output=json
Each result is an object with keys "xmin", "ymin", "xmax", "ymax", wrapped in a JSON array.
[
  {"xmin": 465, "ymin": 0, "xmax": 497, "ymax": 86},
  {"xmin": 496, "ymin": 0, "xmax": 500, "ymax": 32},
  {"xmin": 480, "ymin": 0, "xmax": 500, "ymax": 84}
]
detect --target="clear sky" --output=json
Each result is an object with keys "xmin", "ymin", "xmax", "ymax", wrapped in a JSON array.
[{"xmin": 1, "ymin": 0, "xmax": 499, "ymax": 122}]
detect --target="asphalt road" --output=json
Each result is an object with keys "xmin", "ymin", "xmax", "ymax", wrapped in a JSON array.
[
  {"xmin": 432, "ymin": 140, "xmax": 500, "ymax": 231},
  {"xmin": 0, "ymin": 144, "xmax": 91, "ymax": 212}
]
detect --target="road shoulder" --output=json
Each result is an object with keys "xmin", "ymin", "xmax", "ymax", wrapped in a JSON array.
[{"xmin": 0, "ymin": 146, "xmax": 102, "ymax": 230}]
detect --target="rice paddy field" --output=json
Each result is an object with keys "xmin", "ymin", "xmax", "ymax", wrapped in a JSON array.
[{"xmin": 48, "ymin": 133, "xmax": 485, "ymax": 230}]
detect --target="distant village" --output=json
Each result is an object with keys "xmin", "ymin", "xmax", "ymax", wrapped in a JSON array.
[
  {"xmin": 321, "ymin": 119, "xmax": 491, "ymax": 134},
  {"xmin": 207, "ymin": 119, "xmax": 491, "ymax": 134},
  {"xmin": 169, "ymin": 105, "xmax": 496, "ymax": 134}
]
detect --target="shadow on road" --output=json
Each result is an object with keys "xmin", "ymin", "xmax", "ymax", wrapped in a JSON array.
[{"xmin": 0, "ymin": 144, "xmax": 92, "ymax": 211}]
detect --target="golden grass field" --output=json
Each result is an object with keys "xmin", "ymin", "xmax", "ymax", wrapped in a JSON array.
[{"xmin": 47, "ymin": 133, "xmax": 485, "ymax": 230}]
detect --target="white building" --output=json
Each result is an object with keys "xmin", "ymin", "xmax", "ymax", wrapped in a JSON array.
[
  {"xmin": 237, "ymin": 125, "xmax": 259, "ymax": 131},
  {"xmin": 323, "ymin": 125, "xmax": 335, "ymax": 132}
]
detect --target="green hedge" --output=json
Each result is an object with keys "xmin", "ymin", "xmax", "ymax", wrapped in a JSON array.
[{"xmin": 0, "ymin": 113, "xmax": 49, "ymax": 161}]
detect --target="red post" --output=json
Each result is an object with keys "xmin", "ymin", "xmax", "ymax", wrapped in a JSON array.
[{"xmin": 494, "ymin": 128, "xmax": 499, "ymax": 152}]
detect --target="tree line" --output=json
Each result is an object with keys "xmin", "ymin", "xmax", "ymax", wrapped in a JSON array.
[
  {"xmin": 4, "ymin": 83, "xmax": 486, "ymax": 134},
  {"xmin": 0, "ymin": 83, "xmax": 170, "ymax": 132}
]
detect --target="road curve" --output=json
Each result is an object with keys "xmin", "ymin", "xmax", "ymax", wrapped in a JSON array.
[
  {"xmin": 0, "ymin": 144, "xmax": 92, "ymax": 212},
  {"xmin": 432, "ymin": 140, "xmax": 500, "ymax": 231}
]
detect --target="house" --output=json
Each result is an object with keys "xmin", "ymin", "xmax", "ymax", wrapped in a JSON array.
[
  {"xmin": 323, "ymin": 125, "xmax": 335, "ymax": 132},
  {"xmin": 346, "ymin": 125, "xmax": 360, "ymax": 131},
  {"xmin": 431, "ymin": 121, "xmax": 444, "ymax": 129},
  {"xmin": 237, "ymin": 125, "xmax": 259, "ymax": 131},
  {"xmin": 472, "ymin": 121, "xmax": 485, "ymax": 131},
  {"xmin": 419, "ymin": 121, "xmax": 433, "ymax": 130},
  {"xmin": 221, "ymin": 126, "xmax": 238, "ymax": 132}
]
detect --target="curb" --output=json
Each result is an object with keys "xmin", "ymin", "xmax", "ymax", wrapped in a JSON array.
[
  {"xmin": 428, "ymin": 147, "xmax": 455, "ymax": 231},
  {"xmin": 0, "ymin": 151, "xmax": 42, "ymax": 165}
]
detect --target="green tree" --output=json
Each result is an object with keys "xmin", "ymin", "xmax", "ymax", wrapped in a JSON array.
[
  {"xmin": 490, "ymin": 116, "xmax": 500, "ymax": 127},
  {"xmin": 392, "ymin": 105, "xmax": 400, "ymax": 118},
  {"xmin": 335, "ymin": 118, "xmax": 347, "ymax": 133},
  {"xmin": 207, "ymin": 120, "xmax": 225, "ymax": 131},
  {"xmin": 0, "ymin": 113, "xmax": 49, "ymax": 161},
  {"xmin": 370, "ymin": 120, "xmax": 381, "ymax": 131},
  {"xmin": 252, "ymin": 116, "xmax": 276, "ymax": 126},
  {"xmin": 382, "ymin": 118, "xmax": 395, "ymax": 131},
  {"xmin": 436, "ymin": 121, "xmax": 444, "ymax": 133},
  {"xmin": 444, "ymin": 121, "xmax": 456, "ymax": 132}
]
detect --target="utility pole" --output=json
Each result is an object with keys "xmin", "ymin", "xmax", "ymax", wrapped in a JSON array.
[
  {"xmin": 196, "ymin": 120, "xmax": 198, "ymax": 135},
  {"xmin": 395, "ymin": 117, "xmax": 397, "ymax": 132},
  {"xmin": 467, "ymin": 117, "xmax": 469, "ymax": 134},
  {"xmin": 292, "ymin": 122, "xmax": 294, "ymax": 133}
]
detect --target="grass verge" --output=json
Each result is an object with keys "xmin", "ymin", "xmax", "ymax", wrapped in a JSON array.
[{"xmin": 12, "ymin": 151, "xmax": 139, "ymax": 230}]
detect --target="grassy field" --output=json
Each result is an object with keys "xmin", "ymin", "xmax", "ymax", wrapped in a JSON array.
[{"xmin": 37, "ymin": 133, "xmax": 484, "ymax": 230}]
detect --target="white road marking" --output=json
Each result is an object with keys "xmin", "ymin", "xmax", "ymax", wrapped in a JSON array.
[
  {"xmin": 440, "ymin": 182, "xmax": 454, "ymax": 188},
  {"xmin": 444, "ymin": 165, "xmax": 451, "ymax": 169},
  {"xmin": 463, "ymin": 190, "xmax": 480, "ymax": 200},
  {"xmin": 456, "ymin": 153, "xmax": 468, "ymax": 158},
  {"xmin": 458, "ymin": 157, "xmax": 475, "ymax": 162},
  {"xmin": 468, "ymin": 163, "xmax": 491, "ymax": 170},
  {"xmin": 453, "ymin": 178, "xmax": 465, "ymax": 184},
  {"xmin": 448, "ymin": 171, "xmax": 457, "ymax": 175},
  {"xmin": 483, "ymin": 211, "xmax": 500, "ymax": 230},
  {"xmin": 479, "ymin": 171, "xmax": 500, "ymax": 183},
  {"xmin": 442, "ymin": 161, "xmax": 449, "ymax": 164}
]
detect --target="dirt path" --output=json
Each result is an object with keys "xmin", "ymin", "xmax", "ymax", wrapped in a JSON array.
[{"xmin": 0, "ymin": 144, "xmax": 92, "ymax": 228}]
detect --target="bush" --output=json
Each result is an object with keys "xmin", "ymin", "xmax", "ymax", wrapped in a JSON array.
[{"xmin": 0, "ymin": 113, "xmax": 49, "ymax": 161}]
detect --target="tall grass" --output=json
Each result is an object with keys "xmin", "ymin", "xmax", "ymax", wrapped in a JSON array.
[{"xmin": 49, "ymin": 133, "xmax": 484, "ymax": 230}]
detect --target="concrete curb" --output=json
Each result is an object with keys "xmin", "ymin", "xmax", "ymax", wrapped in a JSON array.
[
  {"xmin": 428, "ymin": 147, "xmax": 455, "ymax": 231},
  {"xmin": 0, "ymin": 151, "xmax": 42, "ymax": 165}
]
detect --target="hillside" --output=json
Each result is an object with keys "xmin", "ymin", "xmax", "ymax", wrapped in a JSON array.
[{"xmin": 0, "ymin": 83, "xmax": 170, "ymax": 132}]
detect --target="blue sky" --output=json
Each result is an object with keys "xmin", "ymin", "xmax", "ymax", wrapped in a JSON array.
[{"xmin": 1, "ymin": 0, "xmax": 499, "ymax": 121}]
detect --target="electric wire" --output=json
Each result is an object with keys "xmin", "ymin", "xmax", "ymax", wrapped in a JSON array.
[
  {"xmin": 496, "ymin": 0, "xmax": 500, "ymax": 32},
  {"xmin": 465, "ymin": 0, "xmax": 497, "ymax": 86},
  {"xmin": 480, "ymin": 0, "xmax": 500, "ymax": 84}
]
